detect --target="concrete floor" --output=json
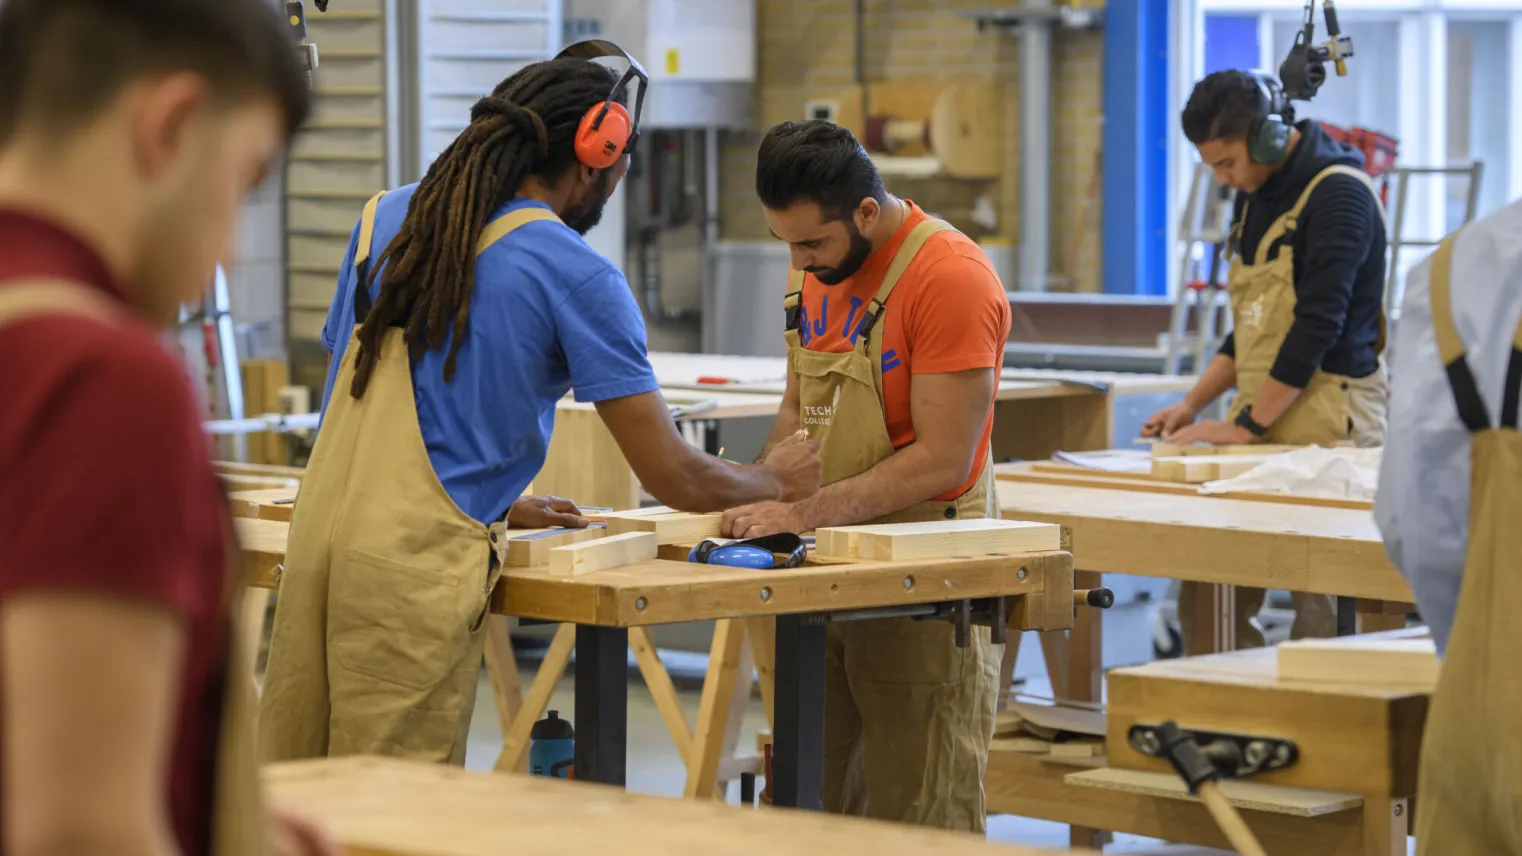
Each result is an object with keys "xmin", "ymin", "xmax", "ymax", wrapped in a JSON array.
[{"xmin": 460, "ymin": 598, "xmax": 1416, "ymax": 854}]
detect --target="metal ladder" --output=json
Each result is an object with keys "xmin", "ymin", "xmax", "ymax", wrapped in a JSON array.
[
  {"xmin": 1383, "ymin": 161, "xmax": 1485, "ymax": 320},
  {"xmin": 1164, "ymin": 162, "xmax": 1237, "ymax": 377}
]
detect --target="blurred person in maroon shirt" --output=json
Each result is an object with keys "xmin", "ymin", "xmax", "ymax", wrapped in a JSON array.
[{"xmin": 0, "ymin": 1, "xmax": 334, "ymax": 854}]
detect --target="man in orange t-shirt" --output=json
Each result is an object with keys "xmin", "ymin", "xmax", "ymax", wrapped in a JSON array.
[{"xmin": 722, "ymin": 120, "xmax": 1011, "ymax": 832}]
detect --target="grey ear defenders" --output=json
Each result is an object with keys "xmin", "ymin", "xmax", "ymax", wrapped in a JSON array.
[{"xmin": 1247, "ymin": 72, "xmax": 1292, "ymax": 165}]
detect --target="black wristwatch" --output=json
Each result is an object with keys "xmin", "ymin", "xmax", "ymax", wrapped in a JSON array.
[{"xmin": 1234, "ymin": 406, "xmax": 1269, "ymax": 438}]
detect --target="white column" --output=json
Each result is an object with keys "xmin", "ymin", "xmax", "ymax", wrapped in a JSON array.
[
  {"xmin": 1257, "ymin": 12, "xmax": 1277, "ymax": 74},
  {"xmin": 1509, "ymin": 15, "xmax": 1522, "ymax": 201},
  {"xmin": 1395, "ymin": 11, "xmax": 1448, "ymax": 298},
  {"xmin": 1168, "ymin": 0, "xmax": 1206, "ymax": 298}
]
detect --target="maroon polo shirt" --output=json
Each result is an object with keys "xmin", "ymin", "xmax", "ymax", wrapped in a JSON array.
[{"xmin": 0, "ymin": 209, "xmax": 231, "ymax": 856}]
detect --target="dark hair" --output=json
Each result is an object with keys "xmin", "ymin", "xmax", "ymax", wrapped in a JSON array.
[
  {"xmin": 1181, "ymin": 70, "xmax": 1296, "ymax": 145},
  {"xmin": 348, "ymin": 57, "xmax": 621, "ymax": 398},
  {"xmin": 755, "ymin": 120, "xmax": 885, "ymax": 222},
  {"xmin": 0, "ymin": 0, "xmax": 311, "ymax": 146}
]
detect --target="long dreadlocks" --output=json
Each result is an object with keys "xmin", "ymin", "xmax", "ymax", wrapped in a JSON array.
[{"xmin": 348, "ymin": 57, "xmax": 624, "ymax": 398}]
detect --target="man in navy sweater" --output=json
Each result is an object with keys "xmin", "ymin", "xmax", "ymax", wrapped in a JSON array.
[{"xmin": 1144, "ymin": 69, "xmax": 1388, "ymax": 650}]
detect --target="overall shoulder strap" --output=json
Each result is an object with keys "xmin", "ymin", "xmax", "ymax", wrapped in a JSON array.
[
  {"xmin": 351, "ymin": 190, "xmax": 388, "ymax": 324},
  {"xmin": 475, "ymin": 207, "xmax": 562, "ymax": 255},
  {"xmin": 783, "ymin": 268, "xmax": 806, "ymax": 332},
  {"xmin": 1285, "ymin": 164, "xmax": 1385, "ymax": 231},
  {"xmin": 857, "ymin": 218, "xmax": 955, "ymax": 346},
  {"xmin": 0, "ymin": 279, "xmax": 122, "ymax": 331},
  {"xmin": 1428, "ymin": 231, "xmax": 1494, "ymax": 432}
]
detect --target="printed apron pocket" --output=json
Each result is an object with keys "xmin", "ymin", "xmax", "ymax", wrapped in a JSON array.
[{"xmin": 329, "ymin": 547, "xmax": 487, "ymax": 691}]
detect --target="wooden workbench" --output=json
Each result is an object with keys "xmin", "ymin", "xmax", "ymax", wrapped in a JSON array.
[
  {"xmin": 265, "ymin": 755, "xmax": 1097, "ymax": 856},
  {"xmin": 987, "ymin": 462, "xmax": 1416, "ymax": 852},
  {"xmin": 994, "ymin": 630, "xmax": 1428, "ymax": 855},
  {"xmin": 238, "ymin": 518, "xmax": 1073, "ymax": 811}
]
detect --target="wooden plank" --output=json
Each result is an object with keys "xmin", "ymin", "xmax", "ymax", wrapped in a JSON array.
[
  {"xmin": 1105, "ymin": 644, "xmax": 1430, "ymax": 796},
  {"xmin": 630, "ymin": 628, "xmax": 692, "ymax": 766},
  {"xmin": 863, "ymin": 520, "xmax": 1061, "ymax": 561},
  {"xmin": 984, "ymin": 748, "xmax": 1364, "ymax": 856},
  {"xmin": 1008, "ymin": 699, "xmax": 1106, "ymax": 737},
  {"xmin": 494, "ymin": 624, "xmax": 574, "ymax": 773},
  {"xmin": 683, "ymin": 619, "xmax": 747, "ymax": 799},
  {"xmin": 215, "ymin": 461, "xmax": 305, "ymax": 481},
  {"xmin": 1150, "ymin": 443, "xmax": 1301, "ymax": 458},
  {"xmin": 815, "ymin": 519, "xmax": 1058, "ymax": 560},
  {"xmin": 482, "ymin": 617, "xmax": 521, "ymax": 739},
  {"xmin": 746, "ymin": 617, "xmax": 777, "ymax": 729},
  {"xmin": 500, "ymin": 527, "xmax": 607, "ymax": 567},
  {"xmin": 548, "ymin": 532, "xmax": 658, "ymax": 576},
  {"xmin": 1151, "ymin": 453, "xmax": 1280, "ymax": 483},
  {"xmin": 997, "ymin": 465, "xmax": 1373, "ymax": 510},
  {"xmin": 994, "ymin": 481, "xmax": 1410, "ymax": 602},
  {"xmin": 267, "ymin": 756, "xmax": 1090, "ymax": 856},
  {"xmin": 1049, "ymin": 740, "xmax": 1104, "ymax": 758},
  {"xmin": 1065, "ymin": 768, "xmax": 1362, "ymax": 817},
  {"xmin": 605, "ymin": 511, "xmax": 723, "ymax": 545},
  {"xmin": 1277, "ymin": 638, "xmax": 1439, "ymax": 687}
]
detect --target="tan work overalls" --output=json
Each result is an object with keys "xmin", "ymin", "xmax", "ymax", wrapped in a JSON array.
[
  {"xmin": 0, "ymin": 282, "xmax": 265, "ymax": 856},
  {"xmin": 1412, "ymin": 233, "xmax": 1522, "ymax": 855},
  {"xmin": 1182, "ymin": 164, "xmax": 1389, "ymax": 650},
  {"xmin": 783, "ymin": 219, "xmax": 1001, "ymax": 833},
  {"xmin": 258, "ymin": 195, "xmax": 553, "ymax": 763}
]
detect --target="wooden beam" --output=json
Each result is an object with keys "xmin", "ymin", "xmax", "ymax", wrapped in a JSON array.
[
  {"xmin": 816, "ymin": 519, "xmax": 1061, "ymax": 560},
  {"xmin": 500, "ymin": 527, "xmax": 606, "ymax": 567},
  {"xmin": 605, "ymin": 511, "xmax": 723, "ymax": 545},
  {"xmin": 1276, "ymin": 638, "xmax": 1439, "ymax": 687},
  {"xmin": 683, "ymin": 619, "xmax": 746, "ymax": 799},
  {"xmin": 630, "ymin": 627, "xmax": 693, "ymax": 766},
  {"xmin": 494, "ymin": 624, "xmax": 574, "ymax": 773},
  {"xmin": 548, "ymin": 532, "xmax": 657, "ymax": 576}
]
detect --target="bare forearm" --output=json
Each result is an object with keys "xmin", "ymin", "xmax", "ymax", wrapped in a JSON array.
[
  {"xmin": 646, "ymin": 449, "xmax": 781, "ymax": 512},
  {"xmin": 1185, "ymin": 354, "xmax": 1237, "ymax": 411},
  {"xmin": 1246, "ymin": 376, "xmax": 1302, "ymax": 426},
  {"xmin": 755, "ymin": 382, "xmax": 802, "ymax": 462},
  {"xmin": 796, "ymin": 444, "xmax": 965, "ymax": 531}
]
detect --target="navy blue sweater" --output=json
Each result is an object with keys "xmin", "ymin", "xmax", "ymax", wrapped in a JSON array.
[{"xmin": 1219, "ymin": 121, "xmax": 1387, "ymax": 387}]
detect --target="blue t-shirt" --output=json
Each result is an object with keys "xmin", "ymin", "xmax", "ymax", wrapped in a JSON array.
[{"xmin": 319, "ymin": 185, "xmax": 659, "ymax": 524}]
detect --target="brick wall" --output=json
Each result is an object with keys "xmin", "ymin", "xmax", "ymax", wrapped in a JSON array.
[{"xmin": 720, "ymin": 0, "xmax": 1106, "ymax": 292}]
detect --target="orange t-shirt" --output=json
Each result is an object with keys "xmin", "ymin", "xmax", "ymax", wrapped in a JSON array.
[{"xmin": 793, "ymin": 201, "xmax": 1011, "ymax": 500}]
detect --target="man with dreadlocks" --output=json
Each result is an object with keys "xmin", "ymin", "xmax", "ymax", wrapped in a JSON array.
[{"xmin": 258, "ymin": 42, "xmax": 821, "ymax": 764}]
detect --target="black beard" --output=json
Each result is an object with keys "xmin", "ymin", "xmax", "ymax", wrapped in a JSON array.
[
  {"xmin": 806, "ymin": 224, "xmax": 873, "ymax": 285},
  {"xmin": 563, "ymin": 171, "xmax": 612, "ymax": 235}
]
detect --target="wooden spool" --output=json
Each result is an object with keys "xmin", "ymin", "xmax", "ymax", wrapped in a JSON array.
[{"xmin": 828, "ymin": 79, "xmax": 1004, "ymax": 180}]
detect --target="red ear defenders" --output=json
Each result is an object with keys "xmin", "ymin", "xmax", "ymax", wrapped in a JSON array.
[{"xmin": 556, "ymin": 39, "xmax": 649, "ymax": 171}]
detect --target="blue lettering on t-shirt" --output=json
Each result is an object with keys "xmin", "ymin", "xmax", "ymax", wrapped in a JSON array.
[
  {"xmin": 797, "ymin": 304, "xmax": 812, "ymax": 346},
  {"xmin": 319, "ymin": 185, "xmax": 659, "ymax": 525},
  {"xmin": 842, "ymin": 296, "xmax": 863, "ymax": 338},
  {"xmin": 882, "ymin": 348, "xmax": 902, "ymax": 374},
  {"xmin": 813, "ymin": 296, "xmax": 828, "ymax": 338},
  {"xmin": 849, "ymin": 310, "xmax": 872, "ymax": 345}
]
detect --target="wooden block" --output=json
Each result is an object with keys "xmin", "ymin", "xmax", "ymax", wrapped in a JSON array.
[
  {"xmin": 1276, "ymin": 638, "xmax": 1439, "ymax": 687},
  {"xmin": 605, "ymin": 511, "xmax": 722, "ymax": 545},
  {"xmin": 501, "ymin": 527, "xmax": 607, "ymax": 567},
  {"xmin": 1066, "ymin": 767, "xmax": 1361, "ymax": 817},
  {"xmin": 548, "ymin": 532, "xmax": 657, "ymax": 576},
  {"xmin": 1008, "ymin": 737, "xmax": 1054, "ymax": 754},
  {"xmin": 1050, "ymin": 740, "xmax": 1104, "ymax": 758},
  {"xmin": 866, "ymin": 520, "xmax": 1060, "ymax": 561},
  {"xmin": 1151, "ymin": 443, "xmax": 1301, "ymax": 458},
  {"xmin": 601, "ymin": 505, "xmax": 682, "ymax": 520},
  {"xmin": 815, "ymin": 519, "xmax": 1059, "ymax": 560},
  {"xmin": 1150, "ymin": 453, "xmax": 1280, "ymax": 483}
]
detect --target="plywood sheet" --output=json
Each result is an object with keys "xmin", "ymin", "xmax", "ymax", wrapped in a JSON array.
[{"xmin": 1065, "ymin": 768, "xmax": 1361, "ymax": 817}]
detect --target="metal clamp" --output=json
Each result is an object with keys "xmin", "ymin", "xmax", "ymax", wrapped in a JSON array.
[{"xmin": 1128, "ymin": 723, "xmax": 1299, "ymax": 781}]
